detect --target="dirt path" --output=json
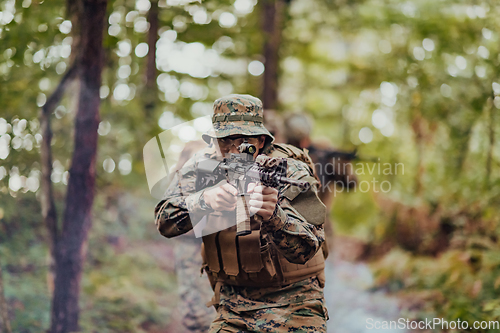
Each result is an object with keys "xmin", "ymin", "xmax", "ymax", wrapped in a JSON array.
[{"xmin": 324, "ymin": 257, "xmax": 407, "ymax": 333}]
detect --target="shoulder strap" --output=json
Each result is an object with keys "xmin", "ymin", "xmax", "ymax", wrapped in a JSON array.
[{"xmin": 270, "ymin": 143, "xmax": 319, "ymax": 183}]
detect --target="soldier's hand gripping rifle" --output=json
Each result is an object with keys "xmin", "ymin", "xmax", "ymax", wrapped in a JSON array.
[{"xmin": 196, "ymin": 141, "xmax": 310, "ymax": 236}]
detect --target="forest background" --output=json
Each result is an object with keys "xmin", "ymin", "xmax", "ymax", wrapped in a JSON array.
[{"xmin": 1, "ymin": 0, "xmax": 500, "ymax": 331}]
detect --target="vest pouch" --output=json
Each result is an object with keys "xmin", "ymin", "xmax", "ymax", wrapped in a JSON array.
[
  {"xmin": 201, "ymin": 244, "xmax": 217, "ymax": 290},
  {"xmin": 238, "ymin": 230, "xmax": 263, "ymax": 274},
  {"xmin": 260, "ymin": 241, "xmax": 276, "ymax": 279},
  {"xmin": 218, "ymin": 231, "xmax": 239, "ymax": 277},
  {"xmin": 238, "ymin": 230, "xmax": 278, "ymax": 283},
  {"xmin": 202, "ymin": 233, "xmax": 220, "ymax": 274}
]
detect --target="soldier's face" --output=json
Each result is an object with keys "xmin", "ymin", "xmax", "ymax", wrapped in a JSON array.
[{"xmin": 216, "ymin": 135, "xmax": 265, "ymax": 158}]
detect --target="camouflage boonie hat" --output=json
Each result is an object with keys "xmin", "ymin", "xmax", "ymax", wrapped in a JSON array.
[{"xmin": 202, "ymin": 94, "xmax": 275, "ymax": 144}]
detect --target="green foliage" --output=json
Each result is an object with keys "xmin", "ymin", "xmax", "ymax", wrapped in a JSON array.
[
  {"xmin": 0, "ymin": 188, "xmax": 178, "ymax": 331},
  {"xmin": 281, "ymin": 0, "xmax": 500, "ymax": 238},
  {"xmin": 372, "ymin": 247, "xmax": 500, "ymax": 332},
  {"xmin": 331, "ymin": 172, "xmax": 380, "ymax": 239},
  {"xmin": 280, "ymin": 0, "xmax": 500, "ymax": 326},
  {"xmin": 79, "ymin": 188, "xmax": 178, "ymax": 332},
  {"xmin": 0, "ymin": 193, "xmax": 50, "ymax": 332},
  {"xmin": 80, "ymin": 236, "xmax": 177, "ymax": 332},
  {"xmin": 3, "ymin": 265, "xmax": 51, "ymax": 333}
]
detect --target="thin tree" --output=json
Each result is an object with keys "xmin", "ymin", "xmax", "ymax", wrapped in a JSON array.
[
  {"xmin": 40, "ymin": 0, "xmax": 81, "ymax": 295},
  {"xmin": 260, "ymin": 0, "xmax": 287, "ymax": 110},
  {"xmin": 144, "ymin": 0, "xmax": 159, "ymax": 120},
  {"xmin": 48, "ymin": 0, "xmax": 108, "ymax": 331},
  {"xmin": 40, "ymin": 64, "xmax": 77, "ymax": 294}
]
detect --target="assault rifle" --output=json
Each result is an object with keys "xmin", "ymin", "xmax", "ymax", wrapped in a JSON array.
[{"xmin": 196, "ymin": 141, "xmax": 310, "ymax": 236}]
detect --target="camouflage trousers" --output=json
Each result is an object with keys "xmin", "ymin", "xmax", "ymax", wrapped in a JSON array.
[
  {"xmin": 174, "ymin": 238, "xmax": 216, "ymax": 333},
  {"xmin": 208, "ymin": 298, "xmax": 328, "ymax": 333}
]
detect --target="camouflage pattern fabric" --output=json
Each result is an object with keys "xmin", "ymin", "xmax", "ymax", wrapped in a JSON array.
[
  {"xmin": 209, "ymin": 279, "xmax": 327, "ymax": 332},
  {"xmin": 202, "ymin": 95, "xmax": 275, "ymax": 144},
  {"xmin": 173, "ymin": 236, "xmax": 216, "ymax": 333}
]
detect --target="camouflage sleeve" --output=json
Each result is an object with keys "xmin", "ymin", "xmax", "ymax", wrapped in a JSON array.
[
  {"xmin": 261, "ymin": 160, "xmax": 325, "ymax": 264},
  {"xmin": 154, "ymin": 161, "xmax": 210, "ymax": 238}
]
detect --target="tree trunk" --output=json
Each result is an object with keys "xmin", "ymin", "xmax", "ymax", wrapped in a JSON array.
[
  {"xmin": 40, "ymin": 65, "xmax": 77, "ymax": 295},
  {"xmin": 144, "ymin": 0, "xmax": 159, "ymax": 119},
  {"xmin": 260, "ymin": 0, "xmax": 286, "ymax": 110},
  {"xmin": 49, "ymin": 0, "xmax": 107, "ymax": 332}
]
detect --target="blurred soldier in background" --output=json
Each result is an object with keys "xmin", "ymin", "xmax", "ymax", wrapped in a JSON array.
[
  {"xmin": 284, "ymin": 113, "xmax": 357, "ymax": 254},
  {"xmin": 170, "ymin": 140, "xmax": 216, "ymax": 333},
  {"xmin": 263, "ymin": 109, "xmax": 286, "ymax": 143},
  {"xmin": 284, "ymin": 112, "xmax": 314, "ymax": 149}
]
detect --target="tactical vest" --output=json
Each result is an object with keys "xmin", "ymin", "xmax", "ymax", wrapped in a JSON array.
[{"xmin": 201, "ymin": 144, "xmax": 326, "ymax": 290}]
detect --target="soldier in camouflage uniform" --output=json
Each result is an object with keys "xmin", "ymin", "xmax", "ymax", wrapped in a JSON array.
[{"xmin": 155, "ymin": 95, "xmax": 328, "ymax": 333}]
